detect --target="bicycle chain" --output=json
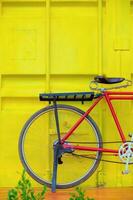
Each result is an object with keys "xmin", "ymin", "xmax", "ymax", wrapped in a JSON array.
[
  {"xmin": 66, "ymin": 140, "xmax": 133, "ymax": 165},
  {"xmin": 71, "ymin": 152, "xmax": 125, "ymax": 164}
]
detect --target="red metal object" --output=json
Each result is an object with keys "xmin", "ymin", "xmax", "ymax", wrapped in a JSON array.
[
  {"xmin": 63, "ymin": 143, "xmax": 118, "ymax": 154},
  {"xmin": 104, "ymin": 92, "xmax": 126, "ymax": 143},
  {"xmin": 61, "ymin": 91, "xmax": 133, "ymax": 154},
  {"xmin": 61, "ymin": 95, "xmax": 103, "ymax": 143}
]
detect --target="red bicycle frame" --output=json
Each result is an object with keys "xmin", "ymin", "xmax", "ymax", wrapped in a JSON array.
[{"xmin": 62, "ymin": 91, "xmax": 133, "ymax": 154}]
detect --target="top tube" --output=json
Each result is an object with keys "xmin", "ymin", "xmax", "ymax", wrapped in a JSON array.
[{"xmin": 90, "ymin": 76, "xmax": 132, "ymax": 92}]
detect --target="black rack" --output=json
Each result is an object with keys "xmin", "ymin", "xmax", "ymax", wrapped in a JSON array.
[{"xmin": 39, "ymin": 92, "xmax": 94, "ymax": 103}]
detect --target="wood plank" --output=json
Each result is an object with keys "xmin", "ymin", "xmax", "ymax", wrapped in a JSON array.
[{"xmin": 1, "ymin": 187, "xmax": 133, "ymax": 200}]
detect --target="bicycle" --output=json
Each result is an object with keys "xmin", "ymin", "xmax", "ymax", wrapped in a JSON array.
[{"xmin": 18, "ymin": 76, "xmax": 133, "ymax": 192}]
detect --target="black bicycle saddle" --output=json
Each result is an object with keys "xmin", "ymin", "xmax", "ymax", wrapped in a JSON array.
[{"xmin": 94, "ymin": 76, "xmax": 125, "ymax": 84}]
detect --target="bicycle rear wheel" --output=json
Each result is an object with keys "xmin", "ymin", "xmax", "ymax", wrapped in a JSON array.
[{"xmin": 19, "ymin": 104, "xmax": 102, "ymax": 189}]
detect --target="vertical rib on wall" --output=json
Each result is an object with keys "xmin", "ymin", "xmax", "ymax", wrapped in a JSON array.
[{"xmin": 0, "ymin": 0, "xmax": 133, "ymax": 187}]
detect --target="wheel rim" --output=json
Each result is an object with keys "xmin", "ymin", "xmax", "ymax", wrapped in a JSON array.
[{"xmin": 19, "ymin": 105, "xmax": 102, "ymax": 188}]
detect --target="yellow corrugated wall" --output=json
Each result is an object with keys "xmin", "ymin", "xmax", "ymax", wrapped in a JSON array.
[{"xmin": 0, "ymin": 0, "xmax": 133, "ymax": 188}]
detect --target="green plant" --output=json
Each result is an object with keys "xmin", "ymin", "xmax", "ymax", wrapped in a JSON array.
[
  {"xmin": 69, "ymin": 187, "xmax": 95, "ymax": 200},
  {"xmin": 8, "ymin": 170, "xmax": 46, "ymax": 200}
]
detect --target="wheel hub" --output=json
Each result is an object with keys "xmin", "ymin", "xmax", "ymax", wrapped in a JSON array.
[{"xmin": 53, "ymin": 141, "xmax": 74, "ymax": 164}]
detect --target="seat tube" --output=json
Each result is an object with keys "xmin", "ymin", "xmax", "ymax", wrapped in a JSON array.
[{"xmin": 104, "ymin": 92, "xmax": 126, "ymax": 142}]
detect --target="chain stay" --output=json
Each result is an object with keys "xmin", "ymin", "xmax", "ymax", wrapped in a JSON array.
[{"xmin": 65, "ymin": 139, "xmax": 133, "ymax": 165}]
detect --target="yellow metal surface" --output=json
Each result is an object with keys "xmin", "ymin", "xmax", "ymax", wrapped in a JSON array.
[{"xmin": 0, "ymin": 0, "xmax": 133, "ymax": 188}]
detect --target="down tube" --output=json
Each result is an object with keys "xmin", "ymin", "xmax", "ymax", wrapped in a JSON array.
[{"xmin": 61, "ymin": 96, "xmax": 103, "ymax": 143}]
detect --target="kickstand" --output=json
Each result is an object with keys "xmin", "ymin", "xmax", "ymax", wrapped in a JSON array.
[{"xmin": 52, "ymin": 144, "xmax": 58, "ymax": 192}]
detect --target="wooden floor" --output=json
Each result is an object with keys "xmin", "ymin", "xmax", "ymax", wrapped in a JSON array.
[{"xmin": 1, "ymin": 187, "xmax": 133, "ymax": 200}]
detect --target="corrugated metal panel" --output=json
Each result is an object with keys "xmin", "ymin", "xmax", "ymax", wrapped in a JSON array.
[{"xmin": 0, "ymin": 0, "xmax": 133, "ymax": 188}]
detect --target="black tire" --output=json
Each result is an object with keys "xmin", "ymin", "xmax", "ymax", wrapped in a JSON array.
[{"xmin": 19, "ymin": 104, "xmax": 102, "ymax": 189}]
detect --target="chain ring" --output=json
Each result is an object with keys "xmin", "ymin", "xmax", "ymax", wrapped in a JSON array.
[{"xmin": 119, "ymin": 142, "xmax": 133, "ymax": 163}]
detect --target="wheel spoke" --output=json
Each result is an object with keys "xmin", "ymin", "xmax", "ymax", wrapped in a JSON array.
[{"xmin": 19, "ymin": 104, "xmax": 102, "ymax": 189}]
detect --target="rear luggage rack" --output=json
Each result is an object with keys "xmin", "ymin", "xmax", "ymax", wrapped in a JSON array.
[{"xmin": 39, "ymin": 92, "xmax": 94, "ymax": 104}]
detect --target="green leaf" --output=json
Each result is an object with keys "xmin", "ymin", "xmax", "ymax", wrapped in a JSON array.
[
  {"xmin": 69, "ymin": 187, "xmax": 95, "ymax": 200},
  {"xmin": 8, "ymin": 170, "xmax": 47, "ymax": 200},
  {"xmin": 41, "ymin": 185, "xmax": 47, "ymax": 196}
]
